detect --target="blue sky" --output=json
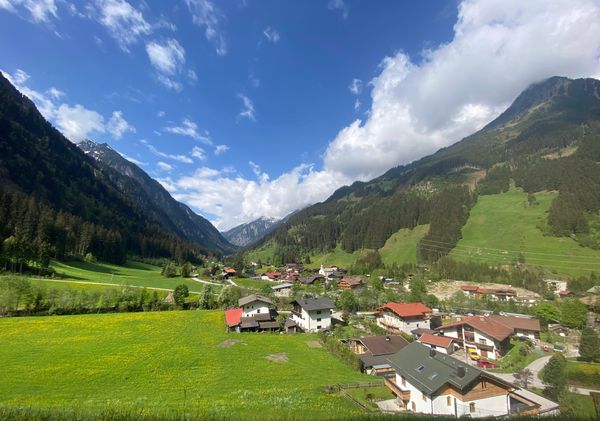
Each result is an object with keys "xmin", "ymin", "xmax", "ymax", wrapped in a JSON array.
[{"xmin": 2, "ymin": 0, "xmax": 600, "ymax": 230}]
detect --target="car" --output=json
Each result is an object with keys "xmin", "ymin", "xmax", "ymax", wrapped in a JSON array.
[
  {"xmin": 477, "ymin": 359, "xmax": 497, "ymax": 368},
  {"xmin": 468, "ymin": 349, "xmax": 480, "ymax": 360}
]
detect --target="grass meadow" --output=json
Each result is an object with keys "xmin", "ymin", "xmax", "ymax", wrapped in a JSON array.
[
  {"xmin": 0, "ymin": 310, "xmax": 371, "ymax": 419},
  {"xmin": 449, "ymin": 187, "xmax": 600, "ymax": 277}
]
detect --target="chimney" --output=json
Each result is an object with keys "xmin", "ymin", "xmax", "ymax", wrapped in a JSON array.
[
  {"xmin": 385, "ymin": 335, "xmax": 391, "ymax": 342},
  {"xmin": 429, "ymin": 348, "xmax": 436, "ymax": 358},
  {"xmin": 457, "ymin": 366, "xmax": 466, "ymax": 378}
]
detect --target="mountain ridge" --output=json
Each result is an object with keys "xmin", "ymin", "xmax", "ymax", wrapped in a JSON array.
[{"xmin": 223, "ymin": 216, "xmax": 280, "ymax": 248}]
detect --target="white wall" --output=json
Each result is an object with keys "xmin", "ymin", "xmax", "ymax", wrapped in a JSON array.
[
  {"xmin": 293, "ymin": 308, "xmax": 332, "ymax": 332},
  {"xmin": 377, "ymin": 313, "xmax": 429, "ymax": 334},
  {"xmin": 242, "ymin": 301, "xmax": 270, "ymax": 317},
  {"xmin": 455, "ymin": 394, "xmax": 509, "ymax": 418}
]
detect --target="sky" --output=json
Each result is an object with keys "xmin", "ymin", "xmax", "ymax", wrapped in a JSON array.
[{"xmin": 1, "ymin": 0, "xmax": 600, "ymax": 231}]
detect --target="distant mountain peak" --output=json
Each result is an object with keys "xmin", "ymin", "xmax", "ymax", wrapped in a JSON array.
[{"xmin": 223, "ymin": 216, "xmax": 281, "ymax": 248}]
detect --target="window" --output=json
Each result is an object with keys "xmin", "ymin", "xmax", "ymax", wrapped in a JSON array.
[
  {"xmin": 415, "ymin": 364, "xmax": 425, "ymax": 373},
  {"xmin": 481, "ymin": 379, "xmax": 487, "ymax": 389},
  {"xmin": 317, "ymin": 310, "xmax": 321, "ymax": 314},
  {"xmin": 317, "ymin": 325, "xmax": 321, "ymax": 329},
  {"xmin": 317, "ymin": 318, "xmax": 322, "ymax": 322},
  {"xmin": 257, "ymin": 309, "xmax": 261, "ymax": 313},
  {"xmin": 469, "ymin": 403, "xmax": 476, "ymax": 413},
  {"xmin": 479, "ymin": 338, "xmax": 487, "ymax": 345},
  {"xmin": 446, "ymin": 396, "xmax": 452, "ymax": 407}
]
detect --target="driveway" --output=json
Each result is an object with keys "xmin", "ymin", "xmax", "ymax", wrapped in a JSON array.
[{"xmin": 492, "ymin": 355, "xmax": 551, "ymax": 388}]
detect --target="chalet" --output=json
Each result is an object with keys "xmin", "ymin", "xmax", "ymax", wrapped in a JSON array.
[
  {"xmin": 222, "ymin": 267, "xmax": 237, "ymax": 278},
  {"xmin": 225, "ymin": 294, "xmax": 279, "ymax": 332},
  {"xmin": 297, "ymin": 275, "xmax": 324, "ymax": 285},
  {"xmin": 436, "ymin": 315, "xmax": 540, "ymax": 360},
  {"xmin": 417, "ymin": 333, "xmax": 454, "ymax": 355},
  {"xmin": 544, "ymin": 279, "xmax": 568, "ymax": 296},
  {"xmin": 261, "ymin": 271, "xmax": 281, "ymax": 281},
  {"xmin": 271, "ymin": 282, "xmax": 293, "ymax": 298},
  {"xmin": 338, "ymin": 276, "xmax": 363, "ymax": 290},
  {"xmin": 384, "ymin": 342, "xmax": 558, "ymax": 417},
  {"xmin": 376, "ymin": 302, "xmax": 432, "ymax": 334},
  {"xmin": 291, "ymin": 298, "xmax": 335, "ymax": 332},
  {"xmin": 348, "ymin": 335, "xmax": 409, "ymax": 375}
]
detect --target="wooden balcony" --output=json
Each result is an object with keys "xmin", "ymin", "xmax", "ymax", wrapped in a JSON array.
[{"xmin": 384, "ymin": 376, "xmax": 410, "ymax": 401}]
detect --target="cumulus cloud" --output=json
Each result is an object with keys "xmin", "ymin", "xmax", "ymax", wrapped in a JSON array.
[
  {"xmin": 214, "ymin": 144, "xmax": 229, "ymax": 155},
  {"xmin": 164, "ymin": 118, "xmax": 212, "ymax": 144},
  {"xmin": 238, "ymin": 94, "xmax": 256, "ymax": 121},
  {"xmin": 328, "ymin": 0, "xmax": 348, "ymax": 20},
  {"xmin": 0, "ymin": 0, "xmax": 58, "ymax": 23},
  {"xmin": 191, "ymin": 146, "xmax": 205, "ymax": 160},
  {"xmin": 185, "ymin": 0, "xmax": 227, "ymax": 56},
  {"xmin": 106, "ymin": 110, "xmax": 135, "ymax": 139},
  {"xmin": 263, "ymin": 26, "xmax": 280, "ymax": 43},
  {"xmin": 55, "ymin": 104, "xmax": 106, "ymax": 141},
  {"xmin": 93, "ymin": 0, "xmax": 151, "ymax": 52},
  {"xmin": 324, "ymin": 0, "xmax": 600, "ymax": 181},
  {"xmin": 146, "ymin": 38, "xmax": 185, "ymax": 75},
  {"xmin": 165, "ymin": 0, "xmax": 600, "ymax": 230}
]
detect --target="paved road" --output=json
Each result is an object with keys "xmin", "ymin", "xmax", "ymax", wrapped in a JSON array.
[{"xmin": 190, "ymin": 276, "xmax": 222, "ymax": 286}]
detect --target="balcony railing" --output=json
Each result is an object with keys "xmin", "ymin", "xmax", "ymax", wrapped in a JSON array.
[{"xmin": 384, "ymin": 376, "xmax": 410, "ymax": 401}]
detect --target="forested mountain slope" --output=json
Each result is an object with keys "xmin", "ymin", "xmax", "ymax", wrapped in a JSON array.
[
  {"xmin": 0, "ymin": 72, "xmax": 217, "ymax": 265},
  {"xmin": 248, "ymin": 76, "xmax": 600, "ymax": 275}
]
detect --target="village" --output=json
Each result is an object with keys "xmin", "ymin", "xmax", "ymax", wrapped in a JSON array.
[{"xmin": 210, "ymin": 262, "xmax": 600, "ymax": 418}]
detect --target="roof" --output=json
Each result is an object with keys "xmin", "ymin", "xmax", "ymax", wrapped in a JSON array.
[
  {"xmin": 361, "ymin": 354, "xmax": 394, "ymax": 369},
  {"xmin": 559, "ymin": 290, "xmax": 574, "ymax": 296},
  {"xmin": 284, "ymin": 318, "xmax": 297, "ymax": 328},
  {"xmin": 418, "ymin": 333, "xmax": 453, "ymax": 348},
  {"xmin": 265, "ymin": 271, "xmax": 281, "ymax": 278},
  {"xmin": 386, "ymin": 342, "xmax": 482, "ymax": 395},
  {"xmin": 292, "ymin": 298, "xmax": 335, "ymax": 311},
  {"xmin": 238, "ymin": 294, "xmax": 273, "ymax": 307},
  {"xmin": 271, "ymin": 283, "xmax": 293, "ymax": 290},
  {"xmin": 460, "ymin": 285, "xmax": 479, "ymax": 291},
  {"xmin": 587, "ymin": 286, "xmax": 600, "ymax": 294},
  {"xmin": 298, "ymin": 276, "xmax": 323, "ymax": 284},
  {"xmin": 411, "ymin": 328, "xmax": 436, "ymax": 336},
  {"xmin": 489, "ymin": 315, "xmax": 541, "ymax": 332},
  {"xmin": 225, "ymin": 307, "xmax": 242, "ymax": 327},
  {"xmin": 510, "ymin": 389, "xmax": 559, "ymax": 414},
  {"xmin": 355, "ymin": 335, "xmax": 409, "ymax": 356},
  {"xmin": 224, "ymin": 268, "xmax": 237, "ymax": 274},
  {"xmin": 438, "ymin": 316, "xmax": 514, "ymax": 342},
  {"xmin": 379, "ymin": 302, "xmax": 431, "ymax": 319},
  {"xmin": 339, "ymin": 276, "xmax": 362, "ymax": 286}
]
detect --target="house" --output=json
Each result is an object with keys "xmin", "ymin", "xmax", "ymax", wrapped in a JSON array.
[
  {"xmin": 291, "ymin": 298, "xmax": 335, "ymax": 332},
  {"xmin": 285, "ymin": 263, "xmax": 303, "ymax": 273},
  {"xmin": 460, "ymin": 285, "xmax": 516, "ymax": 301},
  {"xmin": 297, "ymin": 275, "xmax": 324, "ymax": 285},
  {"xmin": 225, "ymin": 294, "xmax": 280, "ymax": 332},
  {"xmin": 338, "ymin": 276, "xmax": 363, "ymax": 290},
  {"xmin": 376, "ymin": 302, "xmax": 432, "ymax": 334},
  {"xmin": 411, "ymin": 328, "xmax": 436, "ymax": 340},
  {"xmin": 384, "ymin": 342, "xmax": 558, "ymax": 417},
  {"xmin": 348, "ymin": 335, "xmax": 409, "ymax": 375},
  {"xmin": 544, "ymin": 279, "xmax": 568, "ymax": 296},
  {"xmin": 436, "ymin": 315, "xmax": 540, "ymax": 360},
  {"xmin": 417, "ymin": 333, "xmax": 454, "ymax": 354},
  {"xmin": 318, "ymin": 264, "xmax": 338, "ymax": 278},
  {"xmin": 271, "ymin": 283, "xmax": 293, "ymax": 298},
  {"xmin": 548, "ymin": 324, "xmax": 569, "ymax": 337},
  {"xmin": 222, "ymin": 267, "xmax": 237, "ymax": 278},
  {"xmin": 261, "ymin": 271, "xmax": 281, "ymax": 281}
]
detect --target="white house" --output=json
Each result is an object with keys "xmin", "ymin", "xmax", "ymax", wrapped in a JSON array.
[
  {"xmin": 291, "ymin": 298, "xmax": 335, "ymax": 332},
  {"xmin": 318, "ymin": 264, "xmax": 338, "ymax": 279},
  {"xmin": 239, "ymin": 294, "xmax": 273, "ymax": 317},
  {"xmin": 384, "ymin": 342, "xmax": 557, "ymax": 417},
  {"xmin": 376, "ymin": 302, "xmax": 432, "ymax": 335},
  {"xmin": 544, "ymin": 279, "xmax": 568, "ymax": 296}
]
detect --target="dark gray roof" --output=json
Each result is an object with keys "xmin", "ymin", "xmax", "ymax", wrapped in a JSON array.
[
  {"xmin": 411, "ymin": 328, "xmax": 436, "ymax": 336},
  {"xmin": 298, "ymin": 276, "xmax": 323, "ymax": 284},
  {"xmin": 387, "ymin": 342, "xmax": 483, "ymax": 395},
  {"xmin": 271, "ymin": 283, "xmax": 293, "ymax": 290},
  {"xmin": 292, "ymin": 298, "xmax": 335, "ymax": 311},
  {"xmin": 361, "ymin": 353, "xmax": 392, "ymax": 369},
  {"xmin": 258, "ymin": 321, "xmax": 280, "ymax": 329},
  {"xmin": 356, "ymin": 336, "xmax": 409, "ymax": 356},
  {"xmin": 238, "ymin": 294, "xmax": 273, "ymax": 307},
  {"xmin": 284, "ymin": 318, "xmax": 297, "ymax": 328}
]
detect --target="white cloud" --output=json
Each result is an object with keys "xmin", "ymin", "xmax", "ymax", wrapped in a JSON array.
[
  {"xmin": 185, "ymin": 0, "xmax": 227, "ymax": 56},
  {"xmin": 146, "ymin": 143, "xmax": 193, "ymax": 164},
  {"xmin": 156, "ymin": 74, "xmax": 182, "ymax": 92},
  {"xmin": 157, "ymin": 110, "xmax": 165, "ymax": 117},
  {"xmin": 354, "ymin": 98, "xmax": 360, "ymax": 111},
  {"xmin": 263, "ymin": 26, "xmax": 280, "ymax": 43},
  {"xmin": 191, "ymin": 146, "xmax": 205, "ymax": 160},
  {"xmin": 187, "ymin": 69, "xmax": 198, "ymax": 82},
  {"xmin": 165, "ymin": 0, "xmax": 600, "ymax": 230},
  {"xmin": 146, "ymin": 38, "xmax": 185, "ymax": 75},
  {"xmin": 324, "ymin": 0, "xmax": 600, "ymax": 181},
  {"xmin": 106, "ymin": 110, "xmax": 135, "ymax": 139},
  {"xmin": 47, "ymin": 87, "xmax": 64, "ymax": 99},
  {"xmin": 328, "ymin": 0, "xmax": 348, "ymax": 20},
  {"xmin": 157, "ymin": 161, "xmax": 173, "ymax": 172},
  {"xmin": 348, "ymin": 78, "xmax": 362, "ymax": 95},
  {"xmin": 164, "ymin": 118, "xmax": 212, "ymax": 144},
  {"xmin": 55, "ymin": 104, "xmax": 106, "ymax": 142},
  {"xmin": 238, "ymin": 94, "xmax": 256, "ymax": 121},
  {"xmin": 0, "ymin": 0, "xmax": 58, "ymax": 23},
  {"xmin": 214, "ymin": 144, "xmax": 229, "ymax": 155},
  {"xmin": 93, "ymin": 0, "xmax": 151, "ymax": 52}
]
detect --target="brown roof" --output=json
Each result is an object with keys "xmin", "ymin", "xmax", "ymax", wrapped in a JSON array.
[
  {"xmin": 460, "ymin": 285, "xmax": 479, "ymax": 291},
  {"xmin": 356, "ymin": 335, "xmax": 409, "ymax": 356},
  {"xmin": 339, "ymin": 276, "xmax": 362, "ymax": 286},
  {"xmin": 238, "ymin": 294, "xmax": 273, "ymax": 307},
  {"xmin": 489, "ymin": 315, "xmax": 541, "ymax": 332},
  {"xmin": 378, "ymin": 302, "xmax": 432, "ymax": 319},
  {"xmin": 438, "ymin": 316, "xmax": 514, "ymax": 342},
  {"xmin": 418, "ymin": 333, "xmax": 453, "ymax": 348}
]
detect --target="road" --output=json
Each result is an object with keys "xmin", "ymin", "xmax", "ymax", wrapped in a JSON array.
[
  {"xmin": 492, "ymin": 355, "xmax": 600, "ymax": 396},
  {"xmin": 190, "ymin": 276, "xmax": 223, "ymax": 286}
]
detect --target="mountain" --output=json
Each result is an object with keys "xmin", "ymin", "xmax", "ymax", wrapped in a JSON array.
[
  {"xmin": 247, "ymin": 76, "xmax": 600, "ymax": 272},
  {"xmin": 0, "ymin": 71, "xmax": 224, "ymax": 264},
  {"xmin": 79, "ymin": 140, "xmax": 236, "ymax": 255},
  {"xmin": 223, "ymin": 217, "xmax": 280, "ymax": 247}
]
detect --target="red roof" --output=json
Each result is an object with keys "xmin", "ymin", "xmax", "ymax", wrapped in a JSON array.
[
  {"xmin": 418, "ymin": 333, "xmax": 453, "ymax": 348},
  {"xmin": 225, "ymin": 307, "xmax": 242, "ymax": 327},
  {"xmin": 379, "ymin": 302, "xmax": 431, "ymax": 318},
  {"xmin": 559, "ymin": 290, "xmax": 574, "ymax": 296},
  {"xmin": 439, "ymin": 316, "xmax": 514, "ymax": 342},
  {"xmin": 225, "ymin": 268, "xmax": 237, "ymax": 274},
  {"xmin": 460, "ymin": 285, "xmax": 479, "ymax": 291},
  {"xmin": 265, "ymin": 271, "xmax": 281, "ymax": 278}
]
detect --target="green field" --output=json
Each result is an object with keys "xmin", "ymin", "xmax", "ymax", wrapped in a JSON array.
[
  {"xmin": 47, "ymin": 260, "xmax": 208, "ymax": 293},
  {"xmin": 379, "ymin": 225, "xmax": 429, "ymax": 266},
  {"xmin": 306, "ymin": 246, "xmax": 370, "ymax": 270},
  {"xmin": 0, "ymin": 311, "xmax": 370, "ymax": 419},
  {"xmin": 447, "ymin": 187, "xmax": 600, "ymax": 277}
]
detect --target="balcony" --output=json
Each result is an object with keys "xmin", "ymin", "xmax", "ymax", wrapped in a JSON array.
[{"xmin": 384, "ymin": 376, "xmax": 411, "ymax": 401}]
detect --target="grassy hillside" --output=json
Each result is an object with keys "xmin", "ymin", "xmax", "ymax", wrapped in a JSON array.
[
  {"xmin": 444, "ymin": 187, "xmax": 600, "ymax": 277},
  {"xmin": 379, "ymin": 224, "xmax": 429, "ymax": 266},
  {"xmin": 0, "ymin": 311, "xmax": 369, "ymax": 419}
]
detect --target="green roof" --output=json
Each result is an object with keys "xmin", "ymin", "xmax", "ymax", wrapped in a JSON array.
[{"xmin": 386, "ymin": 342, "xmax": 482, "ymax": 395}]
